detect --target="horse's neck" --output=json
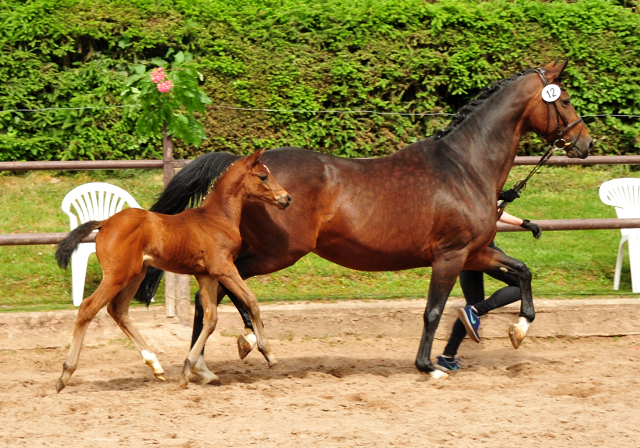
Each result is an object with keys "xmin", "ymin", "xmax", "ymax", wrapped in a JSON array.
[
  {"xmin": 444, "ymin": 82, "xmax": 532, "ymax": 189},
  {"xmin": 199, "ymin": 171, "xmax": 246, "ymax": 225}
]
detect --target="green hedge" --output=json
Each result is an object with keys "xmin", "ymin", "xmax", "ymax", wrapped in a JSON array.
[{"xmin": 1, "ymin": 0, "xmax": 639, "ymax": 161}]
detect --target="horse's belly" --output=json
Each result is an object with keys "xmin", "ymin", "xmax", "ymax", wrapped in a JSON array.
[{"xmin": 313, "ymin": 238, "xmax": 429, "ymax": 271}]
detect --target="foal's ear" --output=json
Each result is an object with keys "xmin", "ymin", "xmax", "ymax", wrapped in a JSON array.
[
  {"xmin": 545, "ymin": 59, "xmax": 569, "ymax": 83},
  {"xmin": 244, "ymin": 148, "xmax": 266, "ymax": 167}
]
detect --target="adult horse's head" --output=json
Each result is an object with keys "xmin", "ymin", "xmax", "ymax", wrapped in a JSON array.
[
  {"xmin": 242, "ymin": 148, "xmax": 292, "ymax": 209},
  {"xmin": 525, "ymin": 59, "xmax": 592, "ymax": 159}
]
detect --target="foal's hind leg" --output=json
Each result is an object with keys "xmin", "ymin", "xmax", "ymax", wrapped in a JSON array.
[
  {"xmin": 464, "ymin": 247, "xmax": 535, "ymax": 349},
  {"xmin": 107, "ymin": 273, "xmax": 166, "ymax": 381},
  {"xmin": 178, "ymin": 275, "xmax": 220, "ymax": 388},
  {"xmin": 56, "ymin": 280, "xmax": 123, "ymax": 393}
]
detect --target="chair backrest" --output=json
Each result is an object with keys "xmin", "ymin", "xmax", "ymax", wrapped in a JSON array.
[
  {"xmin": 599, "ymin": 178, "xmax": 640, "ymax": 236},
  {"xmin": 61, "ymin": 182, "xmax": 142, "ymax": 230}
]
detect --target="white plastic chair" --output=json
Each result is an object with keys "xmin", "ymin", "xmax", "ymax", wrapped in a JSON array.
[
  {"xmin": 599, "ymin": 178, "xmax": 640, "ymax": 293},
  {"xmin": 61, "ymin": 182, "xmax": 142, "ymax": 306}
]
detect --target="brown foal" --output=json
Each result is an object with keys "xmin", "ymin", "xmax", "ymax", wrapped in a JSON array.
[{"xmin": 54, "ymin": 149, "xmax": 290, "ymax": 392}]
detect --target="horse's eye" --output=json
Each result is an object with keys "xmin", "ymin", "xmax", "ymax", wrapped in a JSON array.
[
  {"xmin": 258, "ymin": 174, "xmax": 268, "ymax": 181},
  {"xmin": 562, "ymin": 99, "xmax": 571, "ymax": 106}
]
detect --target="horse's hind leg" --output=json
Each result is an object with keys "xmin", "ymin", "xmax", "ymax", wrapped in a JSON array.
[
  {"xmin": 416, "ymin": 254, "xmax": 467, "ymax": 379},
  {"xmin": 464, "ymin": 247, "xmax": 535, "ymax": 349},
  {"xmin": 179, "ymin": 275, "xmax": 220, "ymax": 388},
  {"xmin": 56, "ymin": 281, "xmax": 122, "ymax": 393},
  {"xmin": 107, "ymin": 273, "xmax": 166, "ymax": 381}
]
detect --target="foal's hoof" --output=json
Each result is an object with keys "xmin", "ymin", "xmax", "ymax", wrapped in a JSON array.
[
  {"xmin": 55, "ymin": 379, "xmax": 66, "ymax": 393},
  {"xmin": 154, "ymin": 373, "xmax": 167, "ymax": 382},
  {"xmin": 509, "ymin": 324, "xmax": 526, "ymax": 349},
  {"xmin": 237, "ymin": 333, "xmax": 257, "ymax": 360},
  {"xmin": 177, "ymin": 377, "xmax": 189, "ymax": 389}
]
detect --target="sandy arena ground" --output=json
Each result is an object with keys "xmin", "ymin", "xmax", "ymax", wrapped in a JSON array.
[{"xmin": 0, "ymin": 300, "xmax": 639, "ymax": 447}]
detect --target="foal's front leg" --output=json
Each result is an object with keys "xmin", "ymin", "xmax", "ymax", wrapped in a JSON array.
[
  {"xmin": 178, "ymin": 275, "xmax": 220, "ymax": 388},
  {"xmin": 219, "ymin": 266, "xmax": 278, "ymax": 368}
]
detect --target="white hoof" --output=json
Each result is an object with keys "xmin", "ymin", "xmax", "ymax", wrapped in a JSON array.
[
  {"xmin": 141, "ymin": 350, "xmax": 165, "ymax": 379},
  {"xmin": 428, "ymin": 369, "xmax": 449, "ymax": 380}
]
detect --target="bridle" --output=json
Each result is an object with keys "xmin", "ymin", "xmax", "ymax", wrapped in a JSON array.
[
  {"xmin": 498, "ymin": 67, "xmax": 585, "ymax": 215},
  {"xmin": 534, "ymin": 67, "xmax": 585, "ymax": 153}
]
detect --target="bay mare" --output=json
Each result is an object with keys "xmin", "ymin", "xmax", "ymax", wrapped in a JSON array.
[
  {"xmin": 54, "ymin": 149, "xmax": 291, "ymax": 392},
  {"xmin": 137, "ymin": 60, "xmax": 593, "ymax": 381}
]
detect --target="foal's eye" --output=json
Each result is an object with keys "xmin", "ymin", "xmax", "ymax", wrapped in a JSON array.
[{"xmin": 258, "ymin": 174, "xmax": 268, "ymax": 181}]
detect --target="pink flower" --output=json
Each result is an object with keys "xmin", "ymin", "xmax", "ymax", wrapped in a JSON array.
[
  {"xmin": 150, "ymin": 67, "xmax": 166, "ymax": 83},
  {"xmin": 156, "ymin": 80, "xmax": 174, "ymax": 93}
]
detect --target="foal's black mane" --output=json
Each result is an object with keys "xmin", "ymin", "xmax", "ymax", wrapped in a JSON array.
[
  {"xmin": 150, "ymin": 152, "xmax": 240, "ymax": 215},
  {"xmin": 432, "ymin": 68, "xmax": 536, "ymax": 140}
]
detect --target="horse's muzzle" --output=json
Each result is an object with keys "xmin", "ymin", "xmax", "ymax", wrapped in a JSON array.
[
  {"xmin": 567, "ymin": 138, "xmax": 592, "ymax": 159},
  {"xmin": 277, "ymin": 194, "xmax": 292, "ymax": 209}
]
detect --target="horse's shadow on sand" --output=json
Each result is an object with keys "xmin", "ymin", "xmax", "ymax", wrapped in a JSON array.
[{"xmin": 81, "ymin": 349, "xmax": 555, "ymax": 392}]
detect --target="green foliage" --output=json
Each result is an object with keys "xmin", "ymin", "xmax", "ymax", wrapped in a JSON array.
[
  {"xmin": 0, "ymin": 0, "xmax": 639, "ymax": 161},
  {"xmin": 122, "ymin": 51, "xmax": 212, "ymax": 147}
]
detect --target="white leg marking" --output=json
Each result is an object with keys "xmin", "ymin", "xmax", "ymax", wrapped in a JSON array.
[
  {"xmin": 191, "ymin": 354, "xmax": 220, "ymax": 385},
  {"xmin": 516, "ymin": 316, "xmax": 531, "ymax": 335},
  {"xmin": 246, "ymin": 332, "xmax": 258, "ymax": 350},
  {"xmin": 140, "ymin": 350, "xmax": 164, "ymax": 375},
  {"xmin": 428, "ymin": 369, "xmax": 449, "ymax": 380}
]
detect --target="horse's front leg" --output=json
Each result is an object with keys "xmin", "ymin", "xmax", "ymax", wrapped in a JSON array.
[
  {"xmin": 416, "ymin": 253, "xmax": 467, "ymax": 379},
  {"xmin": 179, "ymin": 275, "xmax": 220, "ymax": 388},
  {"xmin": 464, "ymin": 247, "xmax": 535, "ymax": 349}
]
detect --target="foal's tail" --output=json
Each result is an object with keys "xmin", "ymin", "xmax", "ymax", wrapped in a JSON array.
[
  {"xmin": 134, "ymin": 151, "xmax": 242, "ymax": 306},
  {"xmin": 55, "ymin": 221, "xmax": 102, "ymax": 269}
]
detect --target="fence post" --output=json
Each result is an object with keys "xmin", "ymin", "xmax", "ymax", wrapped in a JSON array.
[{"xmin": 162, "ymin": 125, "xmax": 193, "ymax": 321}]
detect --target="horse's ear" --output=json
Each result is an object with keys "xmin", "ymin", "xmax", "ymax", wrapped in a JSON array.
[
  {"xmin": 545, "ymin": 59, "xmax": 569, "ymax": 83},
  {"xmin": 244, "ymin": 148, "xmax": 266, "ymax": 167},
  {"xmin": 543, "ymin": 59, "xmax": 558, "ymax": 70}
]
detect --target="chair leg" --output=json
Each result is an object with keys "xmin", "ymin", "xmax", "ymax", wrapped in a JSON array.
[
  {"xmin": 614, "ymin": 236, "xmax": 627, "ymax": 291},
  {"xmin": 628, "ymin": 235, "xmax": 640, "ymax": 294},
  {"xmin": 71, "ymin": 243, "xmax": 95, "ymax": 306}
]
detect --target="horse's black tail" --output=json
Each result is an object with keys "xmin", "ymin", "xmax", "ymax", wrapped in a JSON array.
[
  {"xmin": 134, "ymin": 151, "xmax": 242, "ymax": 306},
  {"xmin": 56, "ymin": 221, "xmax": 102, "ymax": 269}
]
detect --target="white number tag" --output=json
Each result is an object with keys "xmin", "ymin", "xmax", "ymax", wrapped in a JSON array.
[{"xmin": 541, "ymin": 84, "xmax": 561, "ymax": 103}]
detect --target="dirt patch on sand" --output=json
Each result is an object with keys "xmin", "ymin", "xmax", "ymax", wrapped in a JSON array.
[{"xmin": 0, "ymin": 301, "xmax": 639, "ymax": 447}]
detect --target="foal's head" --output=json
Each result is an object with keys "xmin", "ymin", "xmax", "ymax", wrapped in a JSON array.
[
  {"xmin": 525, "ymin": 59, "xmax": 593, "ymax": 159},
  {"xmin": 239, "ymin": 148, "xmax": 291, "ymax": 209}
]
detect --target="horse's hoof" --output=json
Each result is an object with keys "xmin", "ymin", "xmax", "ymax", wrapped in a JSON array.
[
  {"xmin": 237, "ymin": 333, "xmax": 257, "ymax": 360},
  {"xmin": 55, "ymin": 379, "xmax": 65, "ymax": 393},
  {"xmin": 154, "ymin": 373, "xmax": 166, "ymax": 382},
  {"xmin": 177, "ymin": 378, "xmax": 189, "ymax": 389},
  {"xmin": 191, "ymin": 371, "xmax": 220, "ymax": 386},
  {"xmin": 509, "ymin": 324, "xmax": 526, "ymax": 349},
  {"xmin": 428, "ymin": 369, "xmax": 449, "ymax": 380}
]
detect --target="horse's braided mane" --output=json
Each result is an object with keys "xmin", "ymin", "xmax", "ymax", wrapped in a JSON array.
[{"xmin": 432, "ymin": 68, "xmax": 536, "ymax": 140}]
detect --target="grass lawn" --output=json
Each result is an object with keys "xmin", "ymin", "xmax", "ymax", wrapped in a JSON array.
[{"xmin": 0, "ymin": 164, "xmax": 639, "ymax": 313}]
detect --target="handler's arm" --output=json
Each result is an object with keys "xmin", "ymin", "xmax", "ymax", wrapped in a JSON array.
[{"xmin": 499, "ymin": 211, "xmax": 541, "ymax": 239}]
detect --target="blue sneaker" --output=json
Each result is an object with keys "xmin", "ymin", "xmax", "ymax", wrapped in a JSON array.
[
  {"xmin": 457, "ymin": 306, "xmax": 481, "ymax": 343},
  {"xmin": 436, "ymin": 355, "xmax": 461, "ymax": 372}
]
